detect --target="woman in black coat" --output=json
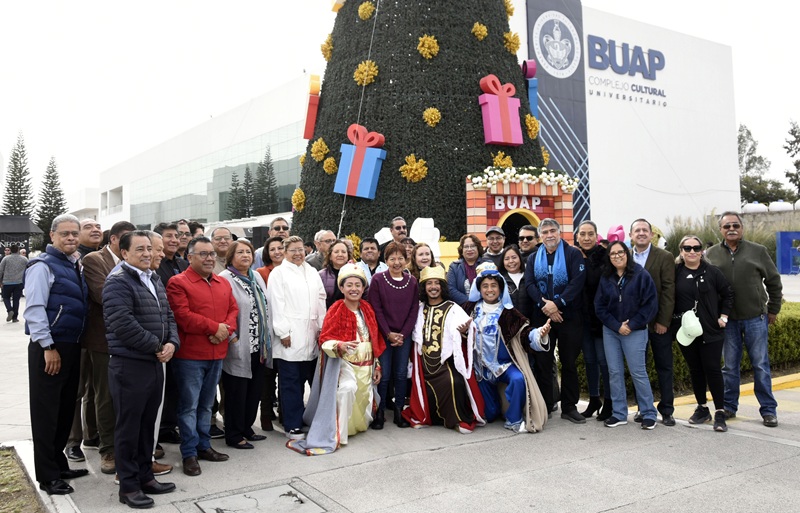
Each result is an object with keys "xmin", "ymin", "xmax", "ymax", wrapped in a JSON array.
[{"xmin": 672, "ymin": 236, "xmax": 734, "ymax": 432}]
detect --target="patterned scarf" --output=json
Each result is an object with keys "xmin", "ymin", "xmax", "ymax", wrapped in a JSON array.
[
  {"xmin": 228, "ymin": 266, "xmax": 271, "ymax": 366},
  {"xmin": 533, "ymin": 241, "xmax": 568, "ymax": 298}
]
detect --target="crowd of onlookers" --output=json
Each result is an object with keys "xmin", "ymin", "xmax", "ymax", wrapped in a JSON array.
[{"xmin": 23, "ymin": 210, "xmax": 783, "ymax": 508}]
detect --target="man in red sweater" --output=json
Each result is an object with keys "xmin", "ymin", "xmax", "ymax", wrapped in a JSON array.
[{"xmin": 166, "ymin": 237, "xmax": 238, "ymax": 477}]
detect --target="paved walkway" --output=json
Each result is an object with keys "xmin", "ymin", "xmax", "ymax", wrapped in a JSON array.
[{"xmin": 4, "ymin": 294, "xmax": 800, "ymax": 513}]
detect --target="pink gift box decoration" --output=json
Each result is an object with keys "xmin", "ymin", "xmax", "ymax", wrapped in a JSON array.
[
  {"xmin": 333, "ymin": 124, "xmax": 387, "ymax": 200},
  {"xmin": 478, "ymin": 74, "xmax": 523, "ymax": 146}
]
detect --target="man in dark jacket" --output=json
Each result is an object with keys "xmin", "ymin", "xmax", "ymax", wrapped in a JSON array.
[
  {"xmin": 630, "ymin": 219, "xmax": 676, "ymax": 426},
  {"xmin": 706, "ymin": 211, "xmax": 783, "ymax": 427},
  {"xmin": 24, "ymin": 214, "xmax": 88, "ymax": 495},
  {"xmin": 524, "ymin": 218, "xmax": 586, "ymax": 423},
  {"xmin": 104, "ymin": 231, "xmax": 180, "ymax": 509}
]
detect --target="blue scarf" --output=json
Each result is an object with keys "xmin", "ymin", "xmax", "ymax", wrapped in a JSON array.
[{"xmin": 534, "ymin": 241, "xmax": 568, "ymax": 298}]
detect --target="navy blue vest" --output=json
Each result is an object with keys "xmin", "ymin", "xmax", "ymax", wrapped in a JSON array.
[{"xmin": 26, "ymin": 245, "xmax": 88, "ymax": 343}]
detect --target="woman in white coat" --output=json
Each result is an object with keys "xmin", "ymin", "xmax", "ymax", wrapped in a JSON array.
[{"xmin": 267, "ymin": 236, "xmax": 327, "ymax": 440}]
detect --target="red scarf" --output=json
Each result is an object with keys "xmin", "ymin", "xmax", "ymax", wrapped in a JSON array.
[{"xmin": 319, "ymin": 299, "xmax": 386, "ymax": 358}]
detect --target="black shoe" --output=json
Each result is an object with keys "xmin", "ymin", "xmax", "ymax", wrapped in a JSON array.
[
  {"xmin": 245, "ymin": 434, "xmax": 267, "ymax": 441},
  {"xmin": 603, "ymin": 416, "xmax": 627, "ymax": 428},
  {"xmin": 581, "ymin": 397, "xmax": 603, "ymax": 418},
  {"xmin": 60, "ymin": 469, "xmax": 89, "ymax": 479},
  {"xmin": 11, "ymin": 317, "xmax": 18, "ymax": 322},
  {"xmin": 633, "ymin": 411, "xmax": 643, "ymax": 423},
  {"xmin": 141, "ymin": 480, "xmax": 176, "ymax": 495},
  {"xmin": 561, "ymin": 409, "xmax": 587, "ymax": 424},
  {"xmin": 39, "ymin": 479, "xmax": 74, "ymax": 495},
  {"xmin": 158, "ymin": 429, "xmax": 181, "ymax": 444},
  {"xmin": 371, "ymin": 409, "xmax": 385, "ymax": 430},
  {"xmin": 723, "ymin": 409, "xmax": 737, "ymax": 419},
  {"xmin": 596, "ymin": 399, "xmax": 613, "ymax": 422},
  {"xmin": 641, "ymin": 418, "xmax": 656, "ymax": 430},
  {"xmin": 763, "ymin": 415, "xmax": 778, "ymax": 427},
  {"xmin": 65, "ymin": 446, "xmax": 85, "ymax": 462},
  {"xmin": 197, "ymin": 447, "xmax": 229, "ymax": 462},
  {"xmin": 688, "ymin": 405, "xmax": 711, "ymax": 424},
  {"xmin": 661, "ymin": 414, "xmax": 676, "ymax": 426},
  {"xmin": 209, "ymin": 425, "xmax": 225, "ymax": 439},
  {"xmin": 153, "ymin": 444, "xmax": 165, "ymax": 460},
  {"xmin": 550, "ymin": 403, "xmax": 559, "ymax": 413},
  {"xmin": 228, "ymin": 440, "xmax": 254, "ymax": 449},
  {"xmin": 119, "ymin": 490, "xmax": 155, "ymax": 509},
  {"xmin": 6, "ymin": 313, "xmax": 12, "ymax": 322},
  {"xmin": 83, "ymin": 436, "xmax": 100, "ymax": 449},
  {"xmin": 394, "ymin": 407, "xmax": 410, "ymax": 428},
  {"xmin": 714, "ymin": 411, "xmax": 728, "ymax": 432}
]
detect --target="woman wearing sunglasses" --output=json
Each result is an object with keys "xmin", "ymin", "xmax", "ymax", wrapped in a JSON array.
[
  {"xmin": 672, "ymin": 236, "xmax": 734, "ymax": 432},
  {"xmin": 594, "ymin": 241, "xmax": 658, "ymax": 429}
]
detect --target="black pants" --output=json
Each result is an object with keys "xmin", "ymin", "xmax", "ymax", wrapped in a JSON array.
[
  {"xmin": 679, "ymin": 336, "xmax": 724, "ymax": 410},
  {"xmin": 109, "ymin": 356, "xmax": 163, "ymax": 494},
  {"xmin": 159, "ymin": 360, "xmax": 179, "ymax": 436},
  {"xmin": 532, "ymin": 318, "xmax": 583, "ymax": 414},
  {"xmin": 260, "ymin": 365, "xmax": 278, "ymax": 425},
  {"xmin": 222, "ymin": 353, "xmax": 265, "ymax": 445},
  {"xmin": 2, "ymin": 283, "xmax": 22, "ymax": 319},
  {"xmin": 648, "ymin": 328, "xmax": 675, "ymax": 416},
  {"xmin": 28, "ymin": 341, "xmax": 81, "ymax": 483}
]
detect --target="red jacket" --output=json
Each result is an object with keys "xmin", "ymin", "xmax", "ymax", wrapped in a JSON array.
[{"xmin": 166, "ymin": 266, "xmax": 238, "ymax": 361}]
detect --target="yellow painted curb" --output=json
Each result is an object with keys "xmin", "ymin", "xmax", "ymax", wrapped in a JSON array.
[{"xmin": 673, "ymin": 373, "xmax": 800, "ymax": 406}]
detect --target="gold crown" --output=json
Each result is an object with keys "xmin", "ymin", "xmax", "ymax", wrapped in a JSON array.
[{"xmin": 420, "ymin": 265, "xmax": 446, "ymax": 284}]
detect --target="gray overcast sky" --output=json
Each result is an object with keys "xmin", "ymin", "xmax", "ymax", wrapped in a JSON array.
[{"xmin": 1, "ymin": 1, "xmax": 797, "ymax": 203}]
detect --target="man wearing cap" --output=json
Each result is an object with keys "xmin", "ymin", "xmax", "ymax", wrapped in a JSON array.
[
  {"xmin": 706, "ymin": 211, "xmax": 783, "ymax": 427},
  {"xmin": 518, "ymin": 225, "xmax": 539, "ymax": 261},
  {"xmin": 629, "ymin": 219, "xmax": 676, "ymax": 426},
  {"xmin": 287, "ymin": 263, "xmax": 384, "ymax": 455},
  {"xmin": 482, "ymin": 227, "xmax": 506, "ymax": 267},
  {"xmin": 524, "ymin": 218, "xmax": 586, "ymax": 424},
  {"xmin": 403, "ymin": 265, "xmax": 484, "ymax": 433}
]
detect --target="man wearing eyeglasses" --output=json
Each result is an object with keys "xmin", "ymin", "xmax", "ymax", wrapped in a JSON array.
[
  {"xmin": 306, "ymin": 229, "xmax": 335, "ymax": 271},
  {"xmin": 252, "ymin": 217, "xmax": 291, "ymax": 269},
  {"xmin": 24, "ymin": 214, "xmax": 89, "ymax": 495},
  {"xmin": 629, "ymin": 218, "xmax": 676, "ymax": 426},
  {"xmin": 380, "ymin": 217, "xmax": 408, "ymax": 262},
  {"xmin": 518, "ymin": 225, "xmax": 539, "ymax": 261},
  {"xmin": 166, "ymin": 236, "xmax": 238, "ymax": 476},
  {"xmin": 210, "ymin": 227, "xmax": 233, "ymax": 274},
  {"xmin": 175, "ymin": 220, "xmax": 192, "ymax": 260},
  {"xmin": 706, "ymin": 211, "xmax": 782, "ymax": 427},
  {"xmin": 481, "ymin": 226, "xmax": 506, "ymax": 267}
]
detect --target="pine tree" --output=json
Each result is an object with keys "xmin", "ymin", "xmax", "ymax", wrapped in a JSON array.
[
  {"xmin": 35, "ymin": 157, "xmax": 68, "ymax": 248},
  {"xmin": 293, "ymin": 2, "xmax": 544, "ymax": 239},
  {"xmin": 254, "ymin": 147, "xmax": 279, "ymax": 215},
  {"xmin": 3, "ymin": 133, "xmax": 34, "ymax": 216},
  {"xmin": 242, "ymin": 166, "xmax": 254, "ymax": 217},
  {"xmin": 227, "ymin": 171, "xmax": 243, "ymax": 220}
]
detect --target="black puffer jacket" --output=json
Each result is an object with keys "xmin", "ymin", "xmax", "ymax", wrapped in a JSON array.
[
  {"xmin": 673, "ymin": 261, "xmax": 734, "ymax": 344},
  {"xmin": 103, "ymin": 263, "xmax": 180, "ymax": 360}
]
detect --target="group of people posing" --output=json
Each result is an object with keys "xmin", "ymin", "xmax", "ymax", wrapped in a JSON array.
[{"xmin": 25, "ymin": 211, "xmax": 783, "ymax": 509}]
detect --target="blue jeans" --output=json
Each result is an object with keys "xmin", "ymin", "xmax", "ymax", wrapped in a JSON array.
[
  {"xmin": 603, "ymin": 327, "xmax": 656, "ymax": 421},
  {"xmin": 172, "ymin": 358, "xmax": 223, "ymax": 459},
  {"xmin": 582, "ymin": 327, "xmax": 610, "ymax": 399},
  {"xmin": 722, "ymin": 316, "xmax": 777, "ymax": 416},
  {"xmin": 378, "ymin": 336, "xmax": 412, "ymax": 411}
]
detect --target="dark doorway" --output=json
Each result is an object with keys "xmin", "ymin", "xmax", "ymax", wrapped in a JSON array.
[{"xmin": 501, "ymin": 212, "xmax": 536, "ymax": 247}]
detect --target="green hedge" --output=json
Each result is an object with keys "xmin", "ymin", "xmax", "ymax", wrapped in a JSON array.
[{"xmin": 575, "ymin": 302, "xmax": 800, "ymax": 400}]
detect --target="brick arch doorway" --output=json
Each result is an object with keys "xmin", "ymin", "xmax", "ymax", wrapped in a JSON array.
[{"xmin": 500, "ymin": 209, "xmax": 540, "ymax": 247}]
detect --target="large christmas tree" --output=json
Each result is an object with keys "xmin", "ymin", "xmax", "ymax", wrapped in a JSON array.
[{"xmin": 292, "ymin": 0, "xmax": 545, "ymax": 240}]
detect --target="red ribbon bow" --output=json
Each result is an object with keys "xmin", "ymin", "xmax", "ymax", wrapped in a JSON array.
[
  {"xmin": 479, "ymin": 74, "xmax": 516, "ymax": 143},
  {"xmin": 346, "ymin": 124, "xmax": 385, "ymax": 196}
]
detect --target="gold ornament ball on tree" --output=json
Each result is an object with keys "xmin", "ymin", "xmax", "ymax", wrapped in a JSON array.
[
  {"xmin": 323, "ymin": 157, "xmax": 338, "ymax": 175},
  {"xmin": 525, "ymin": 114, "xmax": 540, "ymax": 140},
  {"xmin": 472, "ymin": 22, "xmax": 488, "ymax": 41},
  {"xmin": 492, "ymin": 151, "xmax": 513, "ymax": 168},
  {"xmin": 321, "ymin": 34, "xmax": 333, "ymax": 61},
  {"xmin": 292, "ymin": 188, "xmax": 306, "ymax": 212},
  {"xmin": 417, "ymin": 34, "xmax": 440, "ymax": 59},
  {"xmin": 400, "ymin": 154, "xmax": 428, "ymax": 183},
  {"xmin": 311, "ymin": 138, "xmax": 329, "ymax": 162},
  {"xmin": 504, "ymin": 32, "xmax": 520, "ymax": 54},
  {"xmin": 358, "ymin": 1, "xmax": 375, "ymax": 20},
  {"xmin": 353, "ymin": 59, "xmax": 379, "ymax": 86},
  {"xmin": 422, "ymin": 107, "xmax": 442, "ymax": 127}
]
